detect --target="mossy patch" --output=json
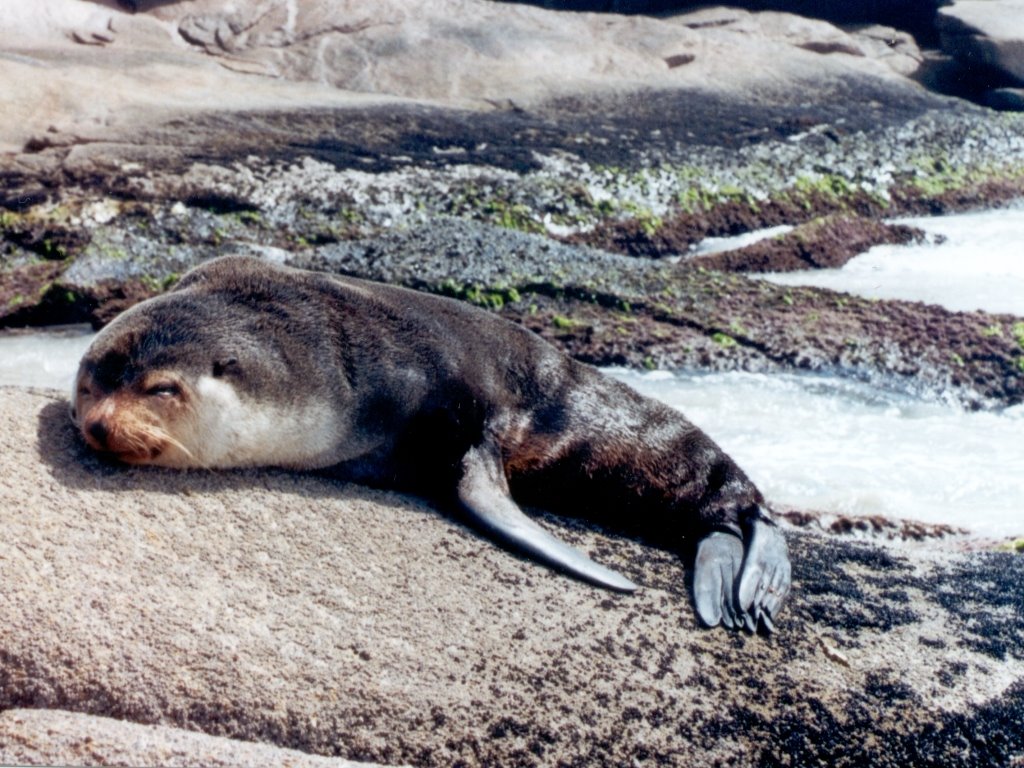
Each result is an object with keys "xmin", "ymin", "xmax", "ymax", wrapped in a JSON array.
[
  {"xmin": 445, "ymin": 185, "xmax": 545, "ymax": 234},
  {"xmin": 568, "ymin": 164, "xmax": 1024, "ymax": 260},
  {"xmin": 711, "ymin": 332, "xmax": 737, "ymax": 348},
  {"xmin": 0, "ymin": 207, "xmax": 90, "ymax": 261},
  {"xmin": 551, "ymin": 314, "xmax": 580, "ymax": 330},
  {"xmin": 437, "ymin": 279, "xmax": 524, "ymax": 311}
]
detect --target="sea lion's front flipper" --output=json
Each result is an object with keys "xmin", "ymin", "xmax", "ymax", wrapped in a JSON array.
[
  {"xmin": 694, "ymin": 515, "xmax": 791, "ymax": 633},
  {"xmin": 457, "ymin": 444, "xmax": 638, "ymax": 592}
]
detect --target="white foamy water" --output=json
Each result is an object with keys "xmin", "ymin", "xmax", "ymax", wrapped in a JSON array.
[
  {"xmin": 0, "ymin": 325, "xmax": 94, "ymax": 391},
  {"xmin": 760, "ymin": 206, "xmax": 1024, "ymax": 315},
  {"xmin": 685, "ymin": 224, "xmax": 793, "ymax": 258},
  {"xmin": 607, "ymin": 369, "xmax": 1024, "ymax": 538}
]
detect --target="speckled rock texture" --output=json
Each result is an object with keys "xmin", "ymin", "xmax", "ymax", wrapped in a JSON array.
[
  {"xmin": 2, "ymin": 386, "xmax": 1022, "ymax": 767},
  {"xmin": 0, "ymin": 708, "xmax": 395, "ymax": 768}
]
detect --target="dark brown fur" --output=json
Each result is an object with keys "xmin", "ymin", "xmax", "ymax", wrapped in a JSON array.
[
  {"xmin": 75, "ymin": 256, "xmax": 789, "ymax": 630},
  {"xmin": 170, "ymin": 257, "xmax": 765, "ymax": 541}
]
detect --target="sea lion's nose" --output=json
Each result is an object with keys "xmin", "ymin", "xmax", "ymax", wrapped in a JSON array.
[{"xmin": 86, "ymin": 419, "xmax": 110, "ymax": 449}]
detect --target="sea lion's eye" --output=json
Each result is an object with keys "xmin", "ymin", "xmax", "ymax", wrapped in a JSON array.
[
  {"xmin": 146, "ymin": 383, "xmax": 180, "ymax": 397},
  {"xmin": 212, "ymin": 358, "xmax": 238, "ymax": 378}
]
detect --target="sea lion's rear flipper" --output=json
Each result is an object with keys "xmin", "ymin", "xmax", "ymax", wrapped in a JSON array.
[
  {"xmin": 694, "ymin": 516, "xmax": 791, "ymax": 633},
  {"xmin": 694, "ymin": 531, "xmax": 743, "ymax": 630},
  {"xmin": 457, "ymin": 444, "xmax": 638, "ymax": 593},
  {"xmin": 737, "ymin": 517, "xmax": 791, "ymax": 631}
]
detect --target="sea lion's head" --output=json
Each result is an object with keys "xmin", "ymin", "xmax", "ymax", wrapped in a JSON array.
[
  {"xmin": 72, "ymin": 292, "xmax": 255, "ymax": 468},
  {"xmin": 71, "ymin": 269, "xmax": 344, "ymax": 470}
]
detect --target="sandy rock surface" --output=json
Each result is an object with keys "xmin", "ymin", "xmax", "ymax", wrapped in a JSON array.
[
  {"xmin": 2, "ymin": 386, "xmax": 1022, "ymax": 766},
  {"xmin": 0, "ymin": 708, "xmax": 394, "ymax": 768}
]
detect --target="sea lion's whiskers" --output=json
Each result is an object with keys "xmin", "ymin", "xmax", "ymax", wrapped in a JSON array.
[{"xmin": 141, "ymin": 423, "xmax": 194, "ymax": 460}]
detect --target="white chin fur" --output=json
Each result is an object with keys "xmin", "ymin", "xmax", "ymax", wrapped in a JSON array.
[{"xmin": 177, "ymin": 376, "xmax": 343, "ymax": 470}]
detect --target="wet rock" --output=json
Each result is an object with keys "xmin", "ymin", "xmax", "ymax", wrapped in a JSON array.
[
  {"xmin": 2, "ymin": 387, "xmax": 1022, "ymax": 767},
  {"xmin": 0, "ymin": 257, "xmax": 159, "ymax": 331},
  {"xmin": 291, "ymin": 218, "xmax": 1024, "ymax": 410},
  {"xmin": 776, "ymin": 508, "xmax": 969, "ymax": 541},
  {"xmin": 0, "ymin": 262, "xmax": 76, "ymax": 328},
  {"xmin": 3, "ymin": 92, "xmax": 1024, "ymax": 405},
  {"xmin": 0, "ymin": 213, "xmax": 91, "ymax": 261},
  {"xmin": 292, "ymin": 217, "xmax": 633, "ymax": 291},
  {"xmin": 685, "ymin": 214, "xmax": 924, "ymax": 273}
]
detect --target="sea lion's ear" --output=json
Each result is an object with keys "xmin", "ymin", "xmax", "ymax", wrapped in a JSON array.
[{"xmin": 212, "ymin": 358, "xmax": 239, "ymax": 378}]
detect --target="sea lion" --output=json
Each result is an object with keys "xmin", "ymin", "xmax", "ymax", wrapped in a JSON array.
[{"xmin": 71, "ymin": 255, "xmax": 791, "ymax": 632}]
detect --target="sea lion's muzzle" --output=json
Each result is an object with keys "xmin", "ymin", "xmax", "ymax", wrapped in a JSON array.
[{"xmin": 80, "ymin": 399, "xmax": 172, "ymax": 464}]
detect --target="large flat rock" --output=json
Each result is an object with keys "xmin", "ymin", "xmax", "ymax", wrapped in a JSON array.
[
  {"xmin": 0, "ymin": 0, "xmax": 928, "ymax": 152},
  {"xmin": 162, "ymin": 1, "xmax": 923, "ymax": 97},
  {"xmin": 1, "ymin": 386, "xmax": 1022, "ymax": 766},
  {"xmin": 938, "ymin": 0, "xmax": 1024, "ymax": 84}
]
